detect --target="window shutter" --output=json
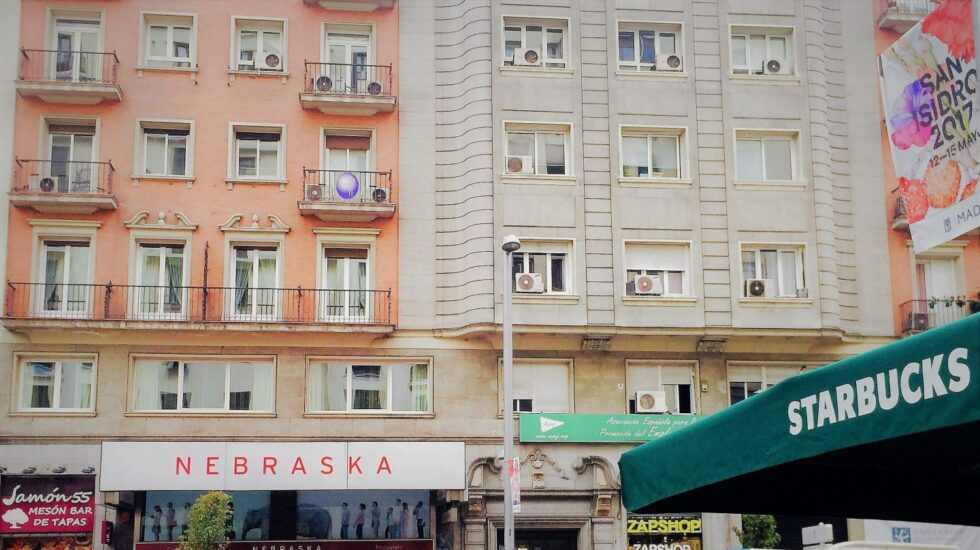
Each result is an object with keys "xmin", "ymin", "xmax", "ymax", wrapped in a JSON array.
[{"xmin": 325, "ymin": 135, "xmax": 371, "ymax": 150}]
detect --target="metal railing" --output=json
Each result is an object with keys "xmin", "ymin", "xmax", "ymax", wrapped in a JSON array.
[
  {"xmin": 886, "ymin": 0, "xmax": 932, "ymax": 15},
  {"xmin": 893, "ymin": 193, "xmax": 907, "ymax": 221},
  {"xmin": 18, "ymin": 49, "xmax": 120, "ymax": 85},
  {"xmin": 12, "ymin": 159, "xmax": 114, "ymax": 195},
  {"xmin": 304, "ymin": 61, "xmax": 392, "ymax": 96},
  {"xmin": 899, "ymin": 299, "xmax": 968, "ymax": 333},
  {"xmin": 302, "ymin": 169, "xmax": 393, "ymax": 204},
  {"xmin": 5, "ymin": 283, "xmax": 391, "ymax": 325}
]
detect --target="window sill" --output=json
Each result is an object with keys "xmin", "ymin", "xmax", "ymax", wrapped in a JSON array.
[
  {"xmin": 131, "ymin": 174, "xmax": 196, "ymax": 188},
  {"xmin": 730, "ymin": 73, "xmax": 800, "ymax": 85},
  {"xmin": 733, "ymin": 180, "xmax": 807, "ymax": 191},
  {"xmin": 136, "ymin": 65, "xmax": 199, "ymax": 77},
  {"xmin": 125, "ymin": 411, "xmax": 278, "ymax": 418},
  {"xmin": 615, "ymin": 70, "xmax": 689, "ymax": 81},
  {"xmin": 501, "ymin": 174, "xmax": 577, "ymax": 185},
  {"xmin": 739, "ymin": 297, "xmax": 813, "ymax": 308},
  {"xmin": 499, "ymin": 66, "xmax": 574, "ymax": 78},
  {"xmin": 619, "ymin": 177, "xmax": 692, "ymax": 188},
  {"xmin": 225, "ymin": 178, "xmax": 288, "ymax": 191},
  {"xmin": 303, "ymin": 412, "xmax": 435, "ymax": 419},
  {"xmin": 227, "ymin": 69, "xmax": 290, "ymax": 82},
  {"xmin": 8, "ymin": 410, "xmax": 96, "ymax": 417},
  {"xmin": 622, "ymin": 296, "xmax": 698, "ymax": 306},
  {"xmin": 513, "ymin": 293, "xmax": 580, "ymax": 304}
]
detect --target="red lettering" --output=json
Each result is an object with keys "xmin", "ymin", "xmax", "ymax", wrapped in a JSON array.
[
  {"xmin": 234, "ymin": 456, "xmax": 248, "ymax": 475},
  {"xmin": 348, "ymin": 456, "xmax": 362, "ymax": 475},
  {"xmin": 376, "ymin": 456, "xmax": 392, "ymax": 475},
  {"xmin": 320, "ymin": 456, "xmax": 334, "ymax": 475},
  {"xmin": 291, "ymin": 457, "xmax": 307, "ymax": 475},
  {"xmin": 263, "ymin": 456, "xmax": 278, "ymax": 475},
  {"xmin": 176, "ymin": 457, "xmax": 191, "ymax": 475},
  {"xmin": 206, "ymin": 456, "xmax": 220, "ymax": 476}
]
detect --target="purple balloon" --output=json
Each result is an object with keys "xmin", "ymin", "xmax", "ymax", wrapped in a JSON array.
[{"xmin": 335, "ymin": 171, "xmax": 360, "ymax": 200}]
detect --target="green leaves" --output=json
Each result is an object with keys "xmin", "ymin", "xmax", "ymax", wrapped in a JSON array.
[
  {"xmin": 734, "ymin": 514, "xmax": 781, "ymax": 549},
  {"xmin": 178, "ymin": 492, "xmax": 232, "ymax": 550}
]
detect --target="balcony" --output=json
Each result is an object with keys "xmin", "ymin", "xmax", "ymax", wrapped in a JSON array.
[
  {"xmin": 298, "ymin": 169, "xmax": 395, "ymax": 222},
  {"xmin": 299, "ymin": 62, "xmax": 395, "ymax": 115},
  {"xmin": 9, "ymin": 159, "xmax": 118, "ymax": 214},
  {"xmin": 15, "ymin": 49, "xmax": 122, "ymax": 104},
  {"xmin": 878, "ymin": 0, "xmax": 932, "ymax": 33},
  {"xmin": 3, "ymin": 283, "xmax": 393, "ymax": 332},
  {"xmin": 891, "ymin": 190, "xmax": 909, "ymax": 230},
  {"xmin": 302, "ymin": 0, "xmax": 394, "ymax": 11},
  {"xmin": 899, "ymin": 299, "xmax": 971, "ymax": 335}
]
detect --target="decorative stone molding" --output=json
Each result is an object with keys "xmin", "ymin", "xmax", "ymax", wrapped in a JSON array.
[
  {"xmin": 467, "ymin": 495, "xmax": 485, "ymax": 517},
  {"xmin": 520, "ymin": 449, "xmax": 569, "ymax": 480},
  {"xmin": 219, "ymin": 214, "xmax": 291, "ymax": 233},
  {"xmin": 572, "ymin": 455, "xmax": 621, "ymax": 490},
  {"xmin": 467, "ymin": 456, "xmax": 500, "ymax": 488},
  {"xmin": 124, "ymin": 210, "xmax": 198, "ymax": 231}
]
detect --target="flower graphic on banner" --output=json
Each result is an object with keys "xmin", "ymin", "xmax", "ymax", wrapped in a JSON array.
[
  {"xmin": 923, "ymin": 159, "xmax": 962, "ymax": 209},
  {"xmin": 922, "ymin": 0, "xmax": 974, "ymax": 62},
  {"xmin": 899, "ymin": 177, "xmax": 929, "ymax": 223},
  {"xmin": 961, "ymin": 179, "xmax": 977, "ymax": 202},
  {"xmin": 889, "ymin": 79, "xmax": 932, "ymax": 150}
]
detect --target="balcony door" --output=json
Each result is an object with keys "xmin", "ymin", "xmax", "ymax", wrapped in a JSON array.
[
  {"xmin": 47, "ymin": 123, "xmax": 95, "ymax": 193},
  {"xmin": 135, "ymin": 244, "xmax": 186, "ymax": 318},
  {"xmin": 915, "ymin": 257, "xmax": 963, "ymax": 327},
  {"xmin": 229, "ymin": 246, "xmax": 279, "ymax": 321},
  {"xmin": 322, "ymin": 248, "xmax": 368, "ymax": 321},
  {"xmin": 52, "ymin": 17, "xmax": 102, "ymax": 82},
  {"xmin": 38, "ymin": 241, "xmax": 90, "ymax": 317},
  {"xmin": 324, "ymin": 28, "xmax": 369, "ymax": 93},
  {"xmin": 324, "ymin": 134, "xmax": 370, "ymax": 200}
]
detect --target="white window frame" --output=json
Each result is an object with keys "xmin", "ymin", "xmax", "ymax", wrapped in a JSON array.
[
  {"xmin": 908, "ymin": 242, "xmax": 966, "ymax": 300},
  {"xmin": 314, "ymin": 228, "xmax": 379, "ymax": 322},
  {"xmin": 740, "ymin": 243, "xmax": 806, "ymax": 299},
  {"xmin": 130, "ymin": 356, "xmax": 276, "ymax": 413},
  {"xmin": 499, "ymin": 359, "xmax": 574, "ymax": 414},
  {"xmin": 47, "ymin": 9, "xmax": 105, "ymax": 82},
  {"xmin": 14, "ymin": 354, "xmax": 98, "ymax": 413},
  {"xmin": 29, "ymin": 220, "xmax": 99, "ymax": 317},
  {"xmin": 305, "ymin": 357, "xmax": 433, "ymax": 415},
  {"xmin": 733, "ymin": 129, "xmax": 798, "ymax": 183},
  {"xmin": 510, "ymin": 240, "xmax": 573, "ymax": 295},
  {"xmin": 321, "ymin": 128, "xmax": 375, "ymax": 171},
  {"xmin": 619, "ymin": 126, "xmax": 686, "ymax": 181},
  {"xmin": 616, "ymin": 22, "xmax": 682, "ymax": 72},
  {"xmin": 228, "ymin": 123, "xmax": 286, "ymax": 182},
  {"xmin": 322, "ymin": 23, "xmax": 374, "ymax": 65},
  {"xmin": 133, "ymin": 242, "xmax": 190, "ymax": 319},
  {"xmin": 730, "ymin": 26, "xmax": 793, "ymax": 76},
  {"xmin": 623, "ymin": 240, "xmax": 692, "ymax": 298},
  {"xmin": 136, "ymin": 119, "xmax": 194, "ymax": 178},
  {"xmin": 625, "ymin": 360, "xmax": 698, "ymax": 415},
  {"xmin": 503, "ymin": 121, "xmax": 573, "ymax": 177},
  {"xmin": 231, "ymin": 17, "xmax": 287, "ymax": 72},
  {"xmin": 139, "ymin": 12, "xmax": 197, "ymax": 69},
  {"xmin": 728, "ymin": 363, "xmax": 803, "ymax": 405},
  {"xmin": 502, "ymin": 17, "xmax": 568, "ymax": 68},
  {"xmin": 225, "ymin": 243, "xmax": 283, "ymax": 321}
]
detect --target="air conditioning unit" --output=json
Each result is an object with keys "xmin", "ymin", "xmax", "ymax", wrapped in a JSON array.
[
  {"xmin": 635, "ymin": 390, "xmax": 669, "ymax": 414},
  {"xmin": 633, "ymin": 274, "xmax": 663, "ymax": 295},
  {"xmin": 372, "ymin": 187, "xmax": 388, "ymax": 203},
  {"xmin": 515, "ymin": 272, "xmax": 544, "ymax": 293},
  {"xmin": 366, "ymin": 81, "xmax": 383, "ymax": 96},
  {"xmin": 305, "ymin": 184, "xmax": 323, "ymax": 201},
  {"xmin": 746, "ymin": 278, "xmax": 774, "ymax": 298},
  {"xmin": 312, "ymin": 74, "xmax": 332, "ymax": 92},
  {"xmin": 38, "ymin": 177, "xmax": 56, "ymax": 192},
  {"xmin": 256, "ymin": 51, "xmax": 282, "ymax": 71},
  {"xmin": 658, "ymin": 54, "xmax": 683, "ymax": 72},
  {"xmin": 506, "ymin": 155, "xmax": 533, "ymax": 175},
  {"xmin": 514, "ymin": 48, "xmax": 541, "ymax": 66},
  {"xmin": 763, "ymin": 58, "xmax": 788, "ymax": 75}
]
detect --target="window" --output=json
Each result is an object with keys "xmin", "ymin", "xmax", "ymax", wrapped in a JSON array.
[
  {"xmin": 234, "ymin": 19, "xmax": 284, "ymax": 71},
  {"xmin": 741, "ymin": 245, "xmax": 805, "ymax": 298},
  {"xmin": 621, "ymin": 129, "xmax": 683, "ymax": 179},
  {"xmin": 731, "ymin": 28, "xmax": 792, "ymax": 75},
  {"xmin": 135, "ymin": 244, "xmax": 186, "ymax": 317},
  {"xmin": 735, "ymin": 132, "xmax": 795, "ymax": 182},
  {"xmin": 322, "ymin": 247, "xmax": 368, "ymax": 319},
  {"xmin": 228, "ymin": 245, "xmax": 279, "ymax": 319},
  {"xmin": 914, "ymin": 256, "xmax": 960, "ymax": 300},
  {"xmin": 39, "ymin": 240, "xmax": 91, "ymax": 315},
  {"xmin": 729, "ymin": 364, "xmax": 801, "ymax": 405},
  {"xmin": 510, "ymin": 241, "xmax": 571, "ymax": 294},
  {"xmin": 307, "ymin": 360, "xmax": 431, "ymax": 413},
  {"xmin": 132, "ymin": 358, "xmax": 275, "ymax": 412},
  {"xmin": 46, "ymin": 121, "xmax": 96, "ymax": 193},
  {"xmin": 617, "ymin": 23, "xmax": 680, "ymax": 72},
  {"xmin": 506, "ymin": 361, "xmax": 571, "ymax": 413},
  {"xmin": 319, "ymin": 132, "xmax": 372, "ymax": 200},
  {"xmin": 17, "ymin": 358, "xmax": 95, "ymax": 412},
  {"xmin": 140, "ymin": 122, "xmax": 190, "ymax": 177},
  {"xmin": 504, "ymin": 123, "xmax": 570, "ymax": 176},
  {"xmin": 142, "ymin": 13, "xmax": 195, "ymax": 69},
  {"xmin": 503, "ymin": 19, "xmax": 567, "ymax": 68},
  {"xmin": 52, "ymin": 14, "xmax": 102, "ymax": 81},
  {"xmin": 233, "ymin": 126, "xmax": 283, "ymax": 180},
  {"xmin": 626, "ymin": 362, "xmax": 695, "ymax": 414},
  {"xmin": 323, "ymin": 24, "xmax": 371, "ymax": 93},
  {"xmin": 625, "ymin": 242, "xmax": 690, "ymax": 297}
]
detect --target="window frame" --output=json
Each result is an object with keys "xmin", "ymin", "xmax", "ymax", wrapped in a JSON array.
[
  {"xmin": 729, "ymin": 26, "xmax": 794, "ymax": 76},
  {"xmin": 231, "ymin": 16, "xmax": 287, "ymax": 73},
  {"xmin": 502, "ymin": 121, "xmax": 573, "ymax": 178},
  {"xmin": 305, "ymin": 356, "xmax": 433, "ymax": 415},
  {"xmin": 510, "ymin": 239, "xmax": 573, "ymax": 295},
  {"xmin": 501, "ymin": 17, "xmax": 569, "ymax": 69},
  {"xmin": 136, "ymin": 119, "xmax": 194, "ymax": 178},
  {"xmin": 625, "ymin": 360, "xmax": 698, "ymax": 415},
  {"xmin": 616, "ymin": 21, "xmax": 682, "ymax": 72},
  {"xmin": 623, "ymin": 240, "xmax": 693, "ymax": 298},
  {"xmin": 227, "ymin": 123, "xmax": 286, "ymax": 182},
  {"xmin": 225, "ymin": 243, "xmax": 283, "ymax": 320},
  {"xmin": 498, "ymin": 359, "xmax": 574, "ymax": 414},
  {"xmin": 619, "ymin": 126, "xmax": 687, "ymax": 181},
  {"xmin": 733, "ymin": 129, "xmax": 798, "ymax": 184},
  {"xmin": 133, "ymin": 241, "xmax": 190, "ymax": 319},
  {"xmin": 130, "ymin": 356, "xmax": 277, "ymax": 414},
  {"xmin": 728, "ymin": 363, "xmax": 803, "ymax": 405},
  {"xmin": 47, "ymin": 9, "xmax": 106, "ymax": 82},
  {"xmin": 14, "ymin": 354, "xmax": 98, "ymax": 413},
  {"xmin": 739, "ymin": 243, "xmax": 806, "ymax": 299},
  {"xmin": 139, "ymin": 12, "xmax": 197, "ymax": 70},
  {"xmin": 29, "ymin": 220, "xmax": 100, "ymax": 317}
]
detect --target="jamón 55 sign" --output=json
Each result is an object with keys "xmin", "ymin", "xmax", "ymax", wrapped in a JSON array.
[
  {"xmin": 880, "ymin": 0, "xmax": 980, "ymax": 252},
  {"xmin": 0, "ymin": 475, "xmax": 95, "ymax": 534}
]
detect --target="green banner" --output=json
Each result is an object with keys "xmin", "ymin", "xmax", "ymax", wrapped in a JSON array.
[{"xmin": 519, "ymin": 413, "xmax": 703, "ymax": 443}]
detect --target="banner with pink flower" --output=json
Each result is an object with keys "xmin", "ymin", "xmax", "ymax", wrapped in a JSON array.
[{"xmin": 880, "ymin": 0, "xmax": 980, "ymax": 252}]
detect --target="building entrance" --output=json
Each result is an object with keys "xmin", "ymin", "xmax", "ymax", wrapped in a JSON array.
[{"xmin": 497, "ymin": 528, "xmax": 578, "ymax": 550}]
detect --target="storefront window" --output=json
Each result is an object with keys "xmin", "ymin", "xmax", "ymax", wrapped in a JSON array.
[
  {"xmin": 140, "ymin": 491, "xmax": 271, "ymax": 542},
  {"xmin": 626, "ymin": 513, "xmax": 703, "ymax": 550}
]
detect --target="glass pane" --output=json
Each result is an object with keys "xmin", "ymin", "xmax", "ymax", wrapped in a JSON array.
[
  {"xmin": 352, "ymin": 365, "xmax": 387, "ymax": 410},
  {"xmin": 507, "ymin": 132, "xmax": 533, "ymax": 156},
  {"xmin": 228, "ymin": 363, "xmax": 263, "ymax": 411},
  {"xmin": 546, "ymin": 29, "xmax": 563, "ymax": 62},
  {"xmin": 769, "ymin": 36, "xmax": 787, "ymax": 60},
  {"xmin": 650, "ymin": 136, "xmax": 679, "ymax": 178},
  {"xmin": 736, "ymin": 138, "xmax": 763, "ymax": 180},
  {"xmin": 639, "ymin": 30, "xmax": 656, "ymax": 64},
  {"xmin": 263, "ymin": 32, "xmax": 281, "ymax": 55},
  {"xmin": 763, "ymin": 139, "xmax": 792, "ymax": 180},
  {"xmin": 329, "ymin": 44, "xmax": 346, "ymax": 65},
  {"xmin": 44, "ymin": 248, "xmax": 65, "ymax": 311},
  {"xmin": 182, "ymin": 362, "xmax": 226, "ymax": 409},
  {"xmin": 238, "ymin": 140, "xmax": 257, "ymax": 176},
  {"xmin": 168, "ymin": 135, "xmax": 187, "ymax": 176},
  {"xmin": 538, "ymin": 132, "xmax": 566, "ymax": 175},
  {"xmin": 528, "ymin": 253, "xmax": 547, "ymax": 284},
  {"xmin": 257, "ymin": 252, "xmax": 277, "ymax": 314},
  {"xmin": 349, "ymin": 149, "xmax": 368, "ymax": 172},
  {"xmin": 749, "ymin": 34, "xmax": 767, "ymax": 73},
  {"xmin": 164, "ymin": 253, "xmax": 184, "ymax": 311},
  {"xmin": 56, "ymin": 34, "xmax": 74, "ymax": 78},
  {"xmin": 525, "ymin": 26, "xmax": 542, "ymax": 54},
  {"xmin": 761, "ymin": 250, "xmax": 778, "ymax": 280},
  {"xmin": 667, "ymin": 271, "xmax": 684, "ymax": 295},
  {"xmin": 50, "ymin": 135, "xmax": 71, "ymax": 187},
  {"xmin": 67, "ymin": 244, "xmax": 89, "ymax": 310},
  {"xmin": 145, "ymin": 134, "xmax": 166, "ymax": 175},
  {"xmin": 141, "ymin": 247, "xmax": 162, "ymax": 313},
  {"xmin": 618, "ymin": 31, "xmax": 635, "ymax": 62},
  {"xmin": 390, "ymin": 364, "xmax": 414, "ymax": 411},
  {"xmin": 731, "ymin": 35, "xmax": 746, "ymax": 67},
  {"xmin": 59, "ymin": 361, "xmax": 93, "ymax": 409},
  {"xmin": 730, "ymin": 382, "xmax": 746, "ymax": 404},
  {"xmin": 173, "ymin": 27, "xmax": 191, "ymax": 59},
  {"xmin": 258, "ymin": 141, "xmax": 279, "ymax": 178},
  {"xmin": 746, "ymin": 381, "xmax": 763, "ymax": 399},
  {"xmin": 239, "ymin": 30, "xmax": 257, "ymax": 62},
  {"xmin": 22, "ymin": 362, "xmax": 54, "ymax": 408},
  {"xmin": 149, "ymin": 26, "xmax": 168, "ymax": 57},
  {"xmin": 550, "ymin": 254, "xmax": 565, "ymax": 292},
  {"xmin": 779, "ymin": 250, "xmax": 798, "ymax": 296},
  {"xmin": 79, "ymin": 33, "xmax": 100, "ymax": 80},
  {"xmin": 659, "ymin": 32, "xmax": 676, "ymax": 56},
  {"xmin": 504, "ymin": 27, "xmax": 522, "ymax": 63},
  {"xmin": 741, "ymin": 250, "xmax": 757, "ymax": 281},
  {"xmin": 622, "ymin": 136, "xmax": 648, "ymax": 177},
  {"xmin": 134, "ymin": 360, "xmax": 178, "ymax": 410},
  {"xmin": 308, "ymin": 363, "xmax": 347, "ymax": 411}
]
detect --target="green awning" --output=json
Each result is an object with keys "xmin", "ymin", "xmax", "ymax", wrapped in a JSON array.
[{"xmin": 619, "ymin": 314, "xmax": 980, "ymax": 525}]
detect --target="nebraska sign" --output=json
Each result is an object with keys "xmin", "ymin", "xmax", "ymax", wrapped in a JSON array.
[
  {"xmin": 0, "ymin": 475, "xmax": 95, "ymax": 534},
  {"xmin": 100, "ymin": 442, "xmax": 465, "ymax": 491}
]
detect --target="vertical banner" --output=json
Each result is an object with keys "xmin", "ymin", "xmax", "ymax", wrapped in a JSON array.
[
  {"xmin": 880, "ymin": 0, "xmax": 980, "ymax": 252},
  {"xmin": 507, "ymin": 457, "xmax": 521, "ymax": 513}
]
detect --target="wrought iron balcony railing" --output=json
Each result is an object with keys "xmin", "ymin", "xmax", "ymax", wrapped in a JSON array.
[
  {"xmin": 886, "ymin": 0, "xmax": 932, "ymax": 15},
  {"xmin": 301, "ymin": 169, "xmax": 393, "ymax": 204},
  {"xmin": 12, "ymin": 159, "xmax": 114, "ymax": 195},
  {"xmin": 18, "ymin": 49, "xmax": 120, "ymax": 85},
  {"xmin": 899, "ymin": 299, "xmax": 969, "ymax": 334},
  {"xmin": 304, "ymin": 61, "xmax": 392, "ymax": 96}
]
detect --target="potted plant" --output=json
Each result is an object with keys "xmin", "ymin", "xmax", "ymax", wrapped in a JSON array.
[
  {"xmin": 970, "ymin": 289, "xmax": 980, "ymax": 314},
  {"xmin": 179, "ymin": 491, "xmax": 232, "ymax": 550},
  {"xmin": 928, "ymin": 297, "xmax": 938, "ymax": 309},
  {"xmin": 955, "ymin": 295, "xmax": 966, "ymax": 308}
]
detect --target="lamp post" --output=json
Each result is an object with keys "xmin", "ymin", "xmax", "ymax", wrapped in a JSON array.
[{"xmin": 501, "ymin": 235, "xmax": 521, "ymax": 550}]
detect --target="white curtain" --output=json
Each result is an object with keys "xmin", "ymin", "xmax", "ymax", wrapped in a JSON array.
[
  {"xmin": 250, "ymin": 362, "xmax": 275, "ymax": 411},
  {"xmin": 133, "ymin": 360, "xmax": 162, "ymax": 410},
  {"xmin": 308, "ymin": 362, "xmax": 326, "ymax": 411}
]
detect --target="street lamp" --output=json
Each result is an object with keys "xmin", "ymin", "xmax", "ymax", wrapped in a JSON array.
[{"xmin": 501, "ymin": 234, "xmax": 521, "ymax": 550}]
